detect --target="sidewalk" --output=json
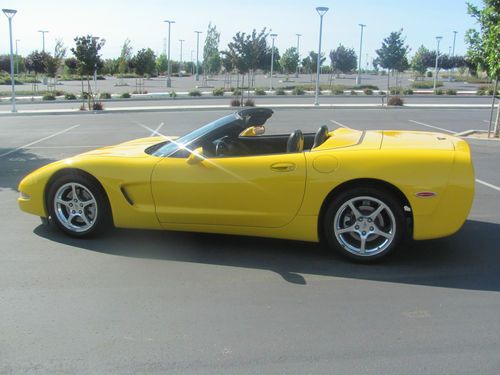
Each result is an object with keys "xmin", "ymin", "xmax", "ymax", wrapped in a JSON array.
[{"xmin": 0, "ymin": 102, "xmax": 492, "ymax": 117}]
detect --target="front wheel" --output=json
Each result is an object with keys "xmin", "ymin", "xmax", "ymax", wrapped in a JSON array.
[
  {"xmin": 323, "ymin": 188, "xmax": 407, "ymax": 262},
  {"xmin": 47, "ymin": 173, "xmax": 111, "ymax": 237}
]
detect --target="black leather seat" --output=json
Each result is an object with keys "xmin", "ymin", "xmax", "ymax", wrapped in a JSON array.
[
  {"xmin": 286, "ymin": 130, "xmax": 304, "ymax": 153},
  {"xmin": 312, "ymin": 125, "xmax": 329, "ymax": 148}
]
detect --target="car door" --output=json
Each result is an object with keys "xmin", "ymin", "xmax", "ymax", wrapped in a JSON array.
[{"xmin": 151, "ymin": 152, "xmax": 306, "ymax": 228}]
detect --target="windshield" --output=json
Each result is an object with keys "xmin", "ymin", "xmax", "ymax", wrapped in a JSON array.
[{"xmin": 152, "ymin": 113, "xmax": 238, "ymax": 157}]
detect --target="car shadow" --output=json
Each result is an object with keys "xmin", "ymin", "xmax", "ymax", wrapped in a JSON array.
[
  {"xmin": 34, "ymin": 219, "xmax": 500, "ymax": 291},
  {"xmin": 0, "ymin": 148, "xmax": 56, "ymax": 191}
]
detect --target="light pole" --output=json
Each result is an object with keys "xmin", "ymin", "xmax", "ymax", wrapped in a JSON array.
[
  {"xmin": 295, "ymin": 33, "xmax": 301, "ymax": 78},
  {"xmin": 179, "ymin": 39, "xmax": 184, "ymax": 76},
  {"xmin": 314, "ymin": 6, "xmax": 329, "ymax": 106},
  {"xmin": 356, "ymin": 24, "xmax": 366, "ymax": 85},
  {"xmin": 433, "ymin": 36, "xmax": 442, "ymax": 91},
  {"xmin": 38, "ymin": 30, "xmax": 48, "ymax": 52},
  {"xmin": 194, "ymin": 31, "xmax": 202, "ymax": 81},
  {"xmin": 270, "ymin": 33, "xmax": 277, "ymax": 90},
  {"xmin": 164, "ymin": 20, "xmax": 175, "ymax": 88},
  {"xmin": 15, "ymin": 39, "xmax": 20, "ymax": 76},
  {"xmin": 3, "ymin": 8, "xmax": 17, "ymax": 113},
  {"xmin": 190, "ymin": 50, "xmax": 194, "ymax": 75},
  {"xmin": 450, "ymin": 31, "xmax": 458, "ymax": 81}
]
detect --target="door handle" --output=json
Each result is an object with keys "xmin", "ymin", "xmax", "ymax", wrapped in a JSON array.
[{"xmin": 270, "ymin": 162, "xmax": 296, "ymax": 172}]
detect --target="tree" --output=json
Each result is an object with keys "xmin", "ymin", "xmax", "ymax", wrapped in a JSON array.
[
  {"xmin": 302, "ymin": 51, "xmax": 326, "ymax": 81},
  {"xmin": 280, "ymin": 47, "xmax": 299, "ymax": 78},
  {"xmin": 329, "ymin": 44, "xmax": 357, "ymax": 75},
  {"xmin": 156, "ymin": 54, "xmax": 168, "ymax": 74},
  {"xmin": 411, "ymin": 45, "xmax": 429, "ymax": 75},
  {"xmin": 225, "ymin": 28, "xmax": 270, "ymax": 93},
  {"xmin": 132, "ymin": 48, "xmax": 156, "ymax": 77},
  {"xmin": 466, "ymin": 0, "xmax": 500, "ymax": 136},
  {"xmin": 118, "ymin": 38, "xmax": 133, "ymax": 77},
  {"xmin": 25, "ymin": 51, "xmax": 48, "ymax": 76},
  {"xmin": 203, "ymin": 22, "xmax": 221, "ymax": 76},
  {"xmin": 375, "ymin": 30, "xmax": 410, "ymax": 94},
  {"xmin": 64, "ymin": 57, "xmax": 79, "ymax": 75},
  {"xmin": 45, "ymin": 54, "xmax": 59, "ymax": 78},
  {"xmin": 71, "ymin": 35, "xmax": 106, "ymax": 109}
]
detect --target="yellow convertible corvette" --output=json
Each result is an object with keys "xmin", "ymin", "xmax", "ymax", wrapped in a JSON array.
[{"xmin": 18, "ymin": 108, "xmax": 474, "ymax": 262}]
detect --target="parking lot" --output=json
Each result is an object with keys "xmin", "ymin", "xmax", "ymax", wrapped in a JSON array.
[{"xmin": 1, "ymin": 108, "xmax": 500, "ymax": 373}]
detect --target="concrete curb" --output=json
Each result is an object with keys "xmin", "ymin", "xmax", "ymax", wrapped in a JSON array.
[{"xmin": 0, "ymin": 103, "xmax": 492, "ymax": 117}]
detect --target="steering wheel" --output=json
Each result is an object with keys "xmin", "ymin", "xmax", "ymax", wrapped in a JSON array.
[{"xmin": 215, "ymin": 137, "xmax": 230, "ymax": 157}]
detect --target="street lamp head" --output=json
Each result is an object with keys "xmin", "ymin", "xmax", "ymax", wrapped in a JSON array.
[
  {"xmin": 2, "ymin": 8, "xmax": 17, "ymax": 18},
  {"xmin": 296, "ymin": 33, "xmax": 302, "ymax": 37},
  {"xmin": 270, "ymin": 33, "xmax": 277, "ymax": 38},
  {"xmin": 436, "ymin": 36, "xmax": 443, "ymax": 40},
  {"xmin": 194, "ymin": 31, "xmax": 203, "ymax": 34},
  {"xmin": 38, "ymin": 30, "xmax": 49, "ymax": 33},
  {"xmin": 359, "ymin": 23, "xmax": 366, "ymax": 27},
  {"xmin": 164, "ymin": 20, "xmax": 175, "ymax": 24},
  {"xmin": 316, "ymin": 6, "xmax": 329, "ymax": 16}
]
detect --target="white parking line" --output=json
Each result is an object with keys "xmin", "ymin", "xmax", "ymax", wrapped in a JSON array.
[
  {"xmin": 408, "ymin": 120, "xmax": 454, "ymax": 134},
  {"xmin": 151, "ymin": 122, "xmax": 164, "ymax": 136},
  {"xmin": 329, "ymin": 119, "xmax": 351, "ymax": 129},
  {"xmin": 476, "ymin": 179, "xmax": 500, "ymax": 192},
  {"xmin": 0, "ymin": 124, "xmax": 80, "ymax": 158}
]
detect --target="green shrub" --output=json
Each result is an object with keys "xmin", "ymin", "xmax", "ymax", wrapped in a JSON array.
[
  {"xmin": 231, "ymin": 89, "xmax": 241, "ymax": 96},
  {"xmin": 212, "ymin": 87, "xmax": 225, "ymax": 96},
  {"xmin": 276, "ymin": 88, "xmax": 286, "ymax": 95},
  {"xmin": 120, "ymin": 92, "xmax": 131, "ymax": 98},
  {"xmin": 403, "ymin": 88, "xmax": 414, "ymax": 95},
  {"xmin": 333, "ymin": 89, "xmax": 344, "ymax": 95},
  {"xmin": 292, "ymin": 87, "xmax": 305, "ymax": 95},
  {"xmin": 188, "ymin": 90, "xmax": 202, "ymax": 97},
  {"xmin": 169, "ymin": 91, "xmax": 177, "ymax": 98},
  {"xmin": 80, "ymin": 92, "xmax": 89, "ymax": 99},
  {"xmin": 42, "ymin": 94, "xmax": 56, "ymax": 101},
  {"xmin": 389, "ymin": 87, "xmax": 401, "ymax": 95},
  {"xmin": 434, "ymin": 89, "xmax": 444, "ymax": 95},
  {"xmin": 388, "ymin": 96, "xmax": 404, "ymax": 106},
  {"xmin": 445, "ymin": 89, "xmax": 457, "ymax": 95},
  {"xmin": 477, "ymin": 85, "xmax": 498, "ymax": 95},
  {"xmin": 244, "ymin": 99, "xmax": 255, "ymax": 107},
  {"xmin": 411, "ymin": 81, "xmax": 443, "ymax": 89},
  {"xmin": 379, "ymin": 90, "xmax": 386, "ymax": 96},
  {"xmin": 350, "ymin": 90, "xmax": 357, "ymax": 95},
  {"xmin": 363, "ymin": 88, "xmax": 373, "ymax": 95},
  {"xmin": 254, "ymin": 88, "xmax": 266, "ymax": 95},
  {"xmin": 230, "ymin": 98, "xmax": 241, "ymax": 107},
  {"xmin": 64, "ymin": 93, "xmax": 77, "ymax": 100},
  {"xmin": 100, "ymin": 92, "xmax": 112, "ymax": 99},
  {"xmin": 426, "ymin": 71, "xmax": 433, "ymax": 77}
]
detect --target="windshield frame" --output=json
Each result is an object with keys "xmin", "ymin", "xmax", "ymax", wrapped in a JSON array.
[{"xmin": 152, "ymin": 113, "xmax": 241, "ymax": 157}]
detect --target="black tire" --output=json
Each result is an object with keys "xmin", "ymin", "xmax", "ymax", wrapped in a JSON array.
[
  {"xmin": 323, "ymin": 187, "xmax": 407, "ymax": 263},
  {"xmin": 46, "ymin": 172, "xmax": 111, "ymax": 238}
]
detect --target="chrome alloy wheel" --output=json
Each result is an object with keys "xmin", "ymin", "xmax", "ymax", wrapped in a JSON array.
[
  {"xmin": 333, "ymin": 196, "xmax": 396, "ymax": 257},
  {"xmin": 53, "ymin": 182, "xmax": 98, "ymax": 233}
]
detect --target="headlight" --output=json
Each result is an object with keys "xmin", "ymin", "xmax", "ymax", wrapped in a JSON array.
[{"xmin": 19, "ymin": 191, "xmax": 30, "ymax": 200}]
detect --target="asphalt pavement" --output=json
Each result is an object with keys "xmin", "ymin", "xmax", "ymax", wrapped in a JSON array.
[{"xmin": 1, "ymin": 108, "xmax": 499, "ymax": 374}]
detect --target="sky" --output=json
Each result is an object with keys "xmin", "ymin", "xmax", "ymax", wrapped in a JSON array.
[{"xmin": 0, "ymin": 0, "xmax": 484, "ymax": 66}]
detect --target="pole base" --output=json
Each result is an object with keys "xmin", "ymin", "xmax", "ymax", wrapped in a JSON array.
[
  {"xmin": 356, "ymin": 76, "xmax": 361, "ymax": 85},
  {"xmin": 166, "ymin": 78, "xmax": 172, "ymax": 88}
]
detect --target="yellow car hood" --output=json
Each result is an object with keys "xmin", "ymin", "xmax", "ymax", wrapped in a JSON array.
[{"xmin": 79, "ymin": 136, "xmax": 176, "ymax": 158}]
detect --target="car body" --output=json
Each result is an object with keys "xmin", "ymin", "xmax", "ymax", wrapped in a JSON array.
[{"xmin": 18, "ymin": 108, "xmax": 475, "ymax": 261}]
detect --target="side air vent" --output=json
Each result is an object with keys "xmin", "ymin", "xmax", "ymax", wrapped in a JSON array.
[{"xmin": 120, "ymin": 187, "xmax": 134, "ymax": 205}]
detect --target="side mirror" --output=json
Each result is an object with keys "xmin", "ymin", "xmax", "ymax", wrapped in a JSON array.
[{"xmin": 186, "ymin": 147, "xmax": 205, "ymax": 164}]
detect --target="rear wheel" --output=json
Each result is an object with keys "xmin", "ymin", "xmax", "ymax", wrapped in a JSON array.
[
  {"xmin": 323, "ymin": 187, "xmax": 406, "ymax": 262},
  {"xmin": 47, "ymin": 173, "xmax": 111, "ymax": 237}
]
